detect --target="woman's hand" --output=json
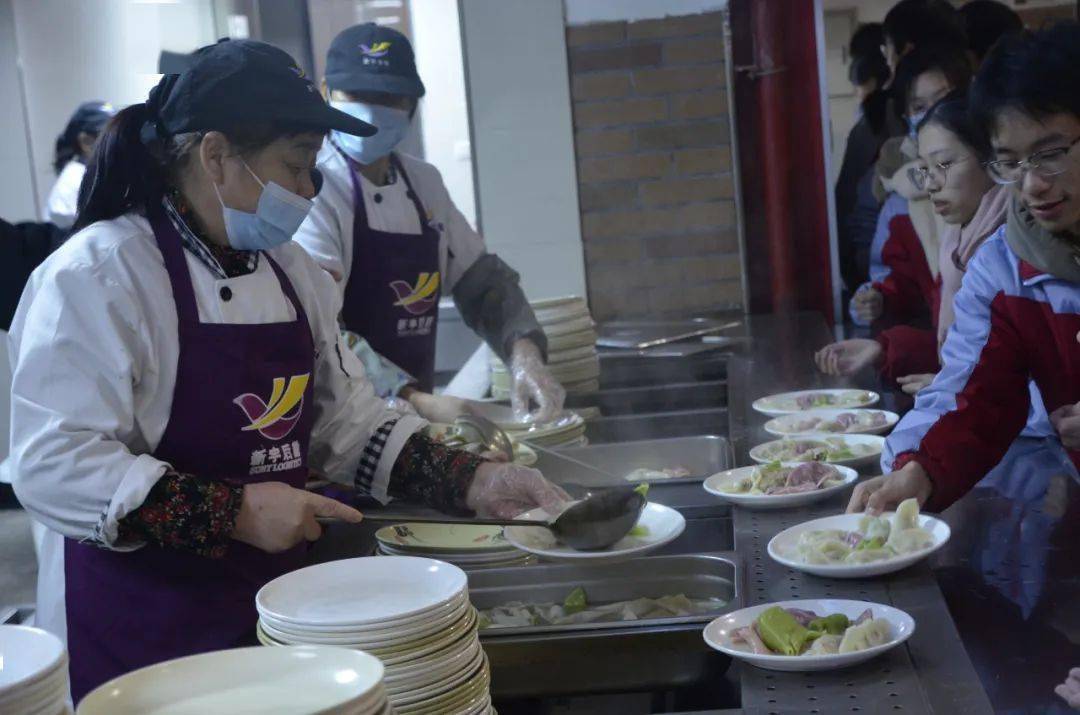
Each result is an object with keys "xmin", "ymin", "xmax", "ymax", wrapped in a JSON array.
[
  {"xmin": 1055, "ymin": 667, "xmax": 1080, "ymax": 709},
  {"xmin": 846, "ymin": 461, "xmax": 933, "ymax": 515},
  {"xmin": 814, "ymin": 339, "xmax": 882, "ymax": 376},
  {"xmin": 510, "ymin": 339, "xmax": 566, "ymax": 423},
  {"xmin": 1050, "ymin": 402, "xmax": 1080, "ymax": 451},
  {"xmin": 232, "ymin": 481, "xmax": 363, "ymax": 553},
  {"xmin": 897, "ymin": 373, "xmax": 936, "ymax": 395},
  {"xmin": 465, "ymin": 462, "xmax": 570, "ymax": 519},
  {"xmin": 850, "ymin": 287, "xmax": 884, "ymax": 324},
  {"xmin": 406, "ymin": 391, "xmax": 477, "ymax": 424}
]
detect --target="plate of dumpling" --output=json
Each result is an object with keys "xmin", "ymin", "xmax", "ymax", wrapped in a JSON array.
[
  {"xmin": 703, "ymin": 462, "xmax": 858, "ymax": 509},
  {"xmin": 703, "ymin": 599, "xmax": 915, "ymax": 671},
  {"xmin": 767, "ymin": 499, "xmax": 951, "ymax": 578}
]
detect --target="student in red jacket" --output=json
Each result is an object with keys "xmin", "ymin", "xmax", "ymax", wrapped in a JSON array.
[{"xmin": 849, "ymin": 23, "xmax": 1080, "ymax": 515}]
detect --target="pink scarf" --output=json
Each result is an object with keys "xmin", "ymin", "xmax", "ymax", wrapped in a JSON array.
[{"xmin": 936, "ymin": 184, "xmax": 1010, "ymax": 347}]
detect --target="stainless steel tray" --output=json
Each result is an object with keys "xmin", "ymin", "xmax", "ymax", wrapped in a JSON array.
[
  {"xmin": 534, "ymin": 435, "xmax": 733, "ymax": 487},
  {"xmin": 469, "ymin": 553, "xmax": 738, "ymax": 637}
]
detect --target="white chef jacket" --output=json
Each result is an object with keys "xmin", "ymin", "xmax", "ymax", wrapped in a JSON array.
[
  {"xmin": 294, "ymin": 147, "xmax": 486, "ymax": 298},
  {"xmin": 42, "ymin": 160, "xmax": 85, "ymax": 229}
]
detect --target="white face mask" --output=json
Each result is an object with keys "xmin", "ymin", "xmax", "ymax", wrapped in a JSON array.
[
  {"xmin": 214, "ymin": 161, "xmax": 313, "ymax": 251},
  {"xmin": 330, "ymin": 101, "xmax": 411, "ymax": 164}
]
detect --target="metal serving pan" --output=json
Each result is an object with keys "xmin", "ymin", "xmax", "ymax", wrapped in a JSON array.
[
  {"xmin": 534, "ymin": 435, "xmax": 733, "ymax": 487},
  {"xmin": 585, "ymin": 408, "xmax": 728, "ymax": 444},
  {"xmin": 469, "ymin": 553, "xmax": 738, "ymax": 637}
]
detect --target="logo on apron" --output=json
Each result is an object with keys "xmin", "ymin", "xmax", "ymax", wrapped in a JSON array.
[
  {"xmin": 234, "ymin": 374, "xmax": 310, "ymax": 440},
  {"xmin": 389, "ymin": 272, "xmax": 440, "ymax": 316}
]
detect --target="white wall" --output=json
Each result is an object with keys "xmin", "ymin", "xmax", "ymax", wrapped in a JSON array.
[
  {"xmin": 409, "ymin": 0, "xmax": 476, "ymax": 227},
  {"xmin": 0, "ymin": 0, "xmax": 36, "ymax": 222},
  {"xmin": 459, "ymin": 0, "xmax": 586, "ymax": 300},
  {"xmin": 11, "ymin": 0, "xmax": 216, "ymax": 221},
  {"xmin": 564, "ymin": 0, "xmax": 726, "ymax": 25}
]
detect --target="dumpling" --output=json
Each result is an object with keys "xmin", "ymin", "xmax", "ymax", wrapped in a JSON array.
[
  {"xmin": 799, "ymin": 538, "xmax": 851, "ymax": 564},
  {"xmin": 858, "ymin": 515, "xmax": 891, "ymax": 542},
  {"xmin": 838, "ymin": 618, "xmax": 892, "ymax": 653},
  {"xmin": 892, "ymin": 498, "xmax": 920, "ymax": 531},
  {"xmin": 807, "ymin": 634, "xmax": 842, "ymax": 655},
  {"xmin": 843, "ymin": 547, "xmax": 894, "ymax": 564},
  {"xmin": 886, "ymin": 527, "xmax": 934, "ymax": 554}
]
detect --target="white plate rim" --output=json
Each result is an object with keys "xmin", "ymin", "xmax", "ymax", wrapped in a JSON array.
[
  {"xmin": 748, "ymin": 434, "xmax": 885, "ymax": 468},
  {"xmin": 766, "ymin": 511, "xmax": 952, "ymax": 578},
  {"xmin": 703, "ymin": 464, "xmax": 859, "ymax": 509}
]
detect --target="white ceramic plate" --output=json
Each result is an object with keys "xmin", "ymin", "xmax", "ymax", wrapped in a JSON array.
[
  {"xmin": 752, "ymin": 389, "xmax": 880, "ymax": 417},
  {"xmin": 749, "ymin": 434, "xmax": 885, "ymax": 468},
  {"xmin": 504, "ymin": 412, "xmax": 585, "ymax": 440},
  {"xmin": 504, "ymin": 502, "xmax": 686, "ymax": 564},
  {"xmin": 0, "ymin": 626, "xmax": 67, "ymax": 699},
  {"xmin": 259, "ymin": 602, "xmax": 470, "ymax": 646},
  {"xmin": 703, "ymin": 464, "xmax": 858, "ymax": 510},
  {"xmin": 768, "ymin": 511, "xmax": 952, "ymax": 578},
  {"xmin": 257, "ymin": 556, "xmax": 467, "ymax": 628},
  {"xmin": 260, "ymin": 588, "xmax": 470, "ymax": 635},
  {"xmin": 375, "ymin": 544, "xmax": 522, "ymax": 562},
  {"xmin": 703, "ymin": 599, "xmax": 915, "ymax": 672},
  {"xmin": 374, "ymin": 523, "xmax": 513, "ymax": 554},
  {"xmin": 764, "ymin": 409, "xmax": 899, "ymax": 437},
  {"xmin": 76, "ymin": 646, "xmax": 385, "ymax": 715}
]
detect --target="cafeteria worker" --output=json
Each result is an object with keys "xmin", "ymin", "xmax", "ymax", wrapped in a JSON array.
[
  {"xmin": 294, "ymin": 24, "xmax": 565, "ymax": 421},
  {"xmin": 9, "ymin": 39, "xmax": 567, "ymax": 703}
]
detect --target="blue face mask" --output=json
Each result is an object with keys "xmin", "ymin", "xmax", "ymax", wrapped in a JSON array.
[
  {"xmin": 907, "ymin": 110, "xmax": 927, "ymax": 139},
  {"xmin": 330, "ymin": 101, "xmax": 411, "ymax": 164},
  {"xmin": 214, "ymin": 161, "xmax": 313, "ymax": 251}
]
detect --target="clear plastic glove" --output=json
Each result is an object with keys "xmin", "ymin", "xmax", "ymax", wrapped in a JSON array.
[
  {"xmin": 1050, "ymin": 402, "xmax": 1080, "ymax": 451},
  {"xmin": 814, "ymin": 339, "xmax": 882, "ymax": 376},
  {"xmin": 404, "ymin": 390, "xmax": 479, "ymax": 424},
  {"xmin": 510, "ymin": 339, "xmax": 566, "ymax": 423},
  {"xmin": 897, "ymin": 373, "xmax": 936, "ymax": 396},
  {"xmin": 465, "ymin": 462, "xmax": 571, "ymax": 519},
  {"xmin": 850, "ymin": 286, "xmax": 884, "ymax": 325},
  {"xmin": 846, "ymin": 461, "xmax": 933, "ymax": 515},
  {"xmin": 1055, "ymin": 667, "xmax": 1080, "ymax": 709}
]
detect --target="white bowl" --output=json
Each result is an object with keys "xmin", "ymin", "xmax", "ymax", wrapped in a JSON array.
[
  {"xmin": 257, "ymin": 556, "xmax": 467, "ymax": 628},
  {"xmin": 0, "ymin": 626, "xmax": 67, "ymax": 700},
  {"xmin": 703, "ymin": 599, "xmax": 915, "ymax": 671},
  {"xmin": 763, "ymin": 409, "xmax": 899, "ymax": 437},
  {"xmin": 504, "ymin": 502, "xmax": 686, "ymax": 564},
  {"xmin": 767, "ymin": 511, "xmax": 952, "ymax": 578},
  {"xmin": 76, "ymin": 646, "xmax": 385, "ymax": 715},
  {"xmin": 752, "ymin": 389, "xmax": 880, "ymax": 417},
  {"xmin": 703, "ymin": 464, "xmax": 858, "ymax": 509},
  {"xmin": 749, "ymin": 434, "xmax": 885, "ymax": 469}
]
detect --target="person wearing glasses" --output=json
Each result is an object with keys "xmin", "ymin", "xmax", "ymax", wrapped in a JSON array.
[
  {"xmin": 848, "ymin": 44, "xmax": 971, "ymax": 330},
  {"xmin": 848, "ymin": 23, "xmax": 1080, "ymax": 518}
]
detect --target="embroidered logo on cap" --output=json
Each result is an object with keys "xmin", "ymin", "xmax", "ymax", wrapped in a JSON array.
[
  {"xmin": 389, "ymin": 272, "xmax": 439, "ymax": 316},
  {"xmin": 234, "ymin": 374, "xmax": 310, "ymax": 440},
  {"xmin": 360, "ymin": 41, "xmax": 392, "ymax": 58}
]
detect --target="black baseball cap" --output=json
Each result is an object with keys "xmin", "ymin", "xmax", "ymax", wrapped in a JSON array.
[
  {"xmin": 66, "ymin": 101, "xmax": 115, "ymax": 136},
  {"xmin": 325, "ymin": 24, "xmax": 426, "ymax": 98},
  {"xmin": 141, "ymin": 39, "xmax": 375, "ymax": 144}
]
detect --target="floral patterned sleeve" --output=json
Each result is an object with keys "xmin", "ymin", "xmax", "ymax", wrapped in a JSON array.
[
  {"xmin": 117, "ymin": 471, "xmax": 244, "ymax": 558},
  {"xmin": 388, "ymin": 433, "xmax": 485, "ymax": 516}
]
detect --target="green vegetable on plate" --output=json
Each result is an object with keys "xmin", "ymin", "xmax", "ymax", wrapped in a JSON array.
[
  {"xmin": 757, "ymin": 606, "xmax": 816, "ymax": 656},
  {"xmin": 563, "ymin": 586, "xmax": 587, "ymax": 615},
  {"xmin": 807, "ymin": 613, "xmax": 849, "ymax": 635},
  {"xmin": 633, "ymin": 483, "xmax": 649, "ymax": 498}
]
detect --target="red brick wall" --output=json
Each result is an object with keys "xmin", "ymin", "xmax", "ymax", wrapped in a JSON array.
[{"xmin": 567, "ymin": 11, "xmax": 741, "ymax": 322}]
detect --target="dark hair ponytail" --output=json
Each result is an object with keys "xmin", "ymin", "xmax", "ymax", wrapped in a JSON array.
[
  {"xmin": 52, "ymin": 134, "xmax": 79, "ymax": 175},
  {"xmin": 74, "ymin": 104, "xmax": 168, "ymax": 233}
]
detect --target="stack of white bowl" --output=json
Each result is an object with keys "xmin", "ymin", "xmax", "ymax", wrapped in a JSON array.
[
  {"xmin": 374, "ymin": 522, "xmax": 537, "ymax": 570},
  {"xmin": 0, "ymin": 625, "xmax": 69, "ymax": 715},
  {"xmin": 256, "ymin": 556, "xmax": 494, "ymax": 715},
  {"xmin": 78, "ymin": 645, "xmax": 388, "ymax": 715},
  {"xmin": 491, "ymin": 296, "xmax": 599, "ymax": 399}
]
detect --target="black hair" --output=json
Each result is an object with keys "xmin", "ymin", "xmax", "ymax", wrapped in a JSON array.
[
  {"xmin": 891, "ymin": 43, "xmax": 973, "ymax": 119},
  {"xmin": 916, "ymin": 90, "xmax": 992, "ymax": 162},
  {"xmin": 52, "ymin": 134, "xmax": 84, "ymax": 176},
  {"xmin": 74, "ymin": 105, "xmax": 318, "ymax": 233},
  {"xmin": 970, "ymin": 22, "xmax": 1080, "ymax": 140},
  {"xmin": 849, "ymin": 23, "xmax": 884, "ymax": 63},
  {"xmin": 960, "ymin": 0, "xmax": 1023, "ymax": 63},
  {"xmin": 849, "ymin": 53, "xmax": 890, "ymax": 90},
  {"xmin": 883, "ymin": 0, "xmax": 967, "ymax": 56}
]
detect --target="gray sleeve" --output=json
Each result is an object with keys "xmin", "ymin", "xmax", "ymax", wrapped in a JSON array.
[{"xmin": 450, "ymin": 253, "xmax": 547, "ymax": 363}]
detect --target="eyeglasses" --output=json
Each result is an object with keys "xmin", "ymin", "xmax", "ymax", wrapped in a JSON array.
[
  {"xmin": 913, "ymin": 157, "xmax": 969, "ymax": 192},
  {"xmin": 986, "ymin": 136, "xmax": 1080, "ymax": 185}
]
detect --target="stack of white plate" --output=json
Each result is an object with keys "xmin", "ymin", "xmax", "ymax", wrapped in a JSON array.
[
  {"xmin": 375, "ymin": 523, "xmax": 537, "ymax": 570},
  {"xmin": 491, "ymin": 296, "xmax": 600, "ymax": 399},
  {"xmin": 505, "ymin": 412, "xmax": 588, "ymax": 448},
  {"xmin": 0, "ymin": 625, "xmax": 69, "ymax": 715},
  {"xmin": 256, "ymin": 557, "xmax": 494, "ymax": 715},
  {"xmin": 78, "ymin": 646, "xmax": 388, "ymax": 715}
]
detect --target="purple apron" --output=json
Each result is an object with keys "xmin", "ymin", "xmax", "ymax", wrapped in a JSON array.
[
  {"xmin": 340, "ymin": 152, "xmax": 441, "ymax": 391},
  {"xmin": 64, "ymin": 208, "xmax": 316, "ymax": 703}
]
